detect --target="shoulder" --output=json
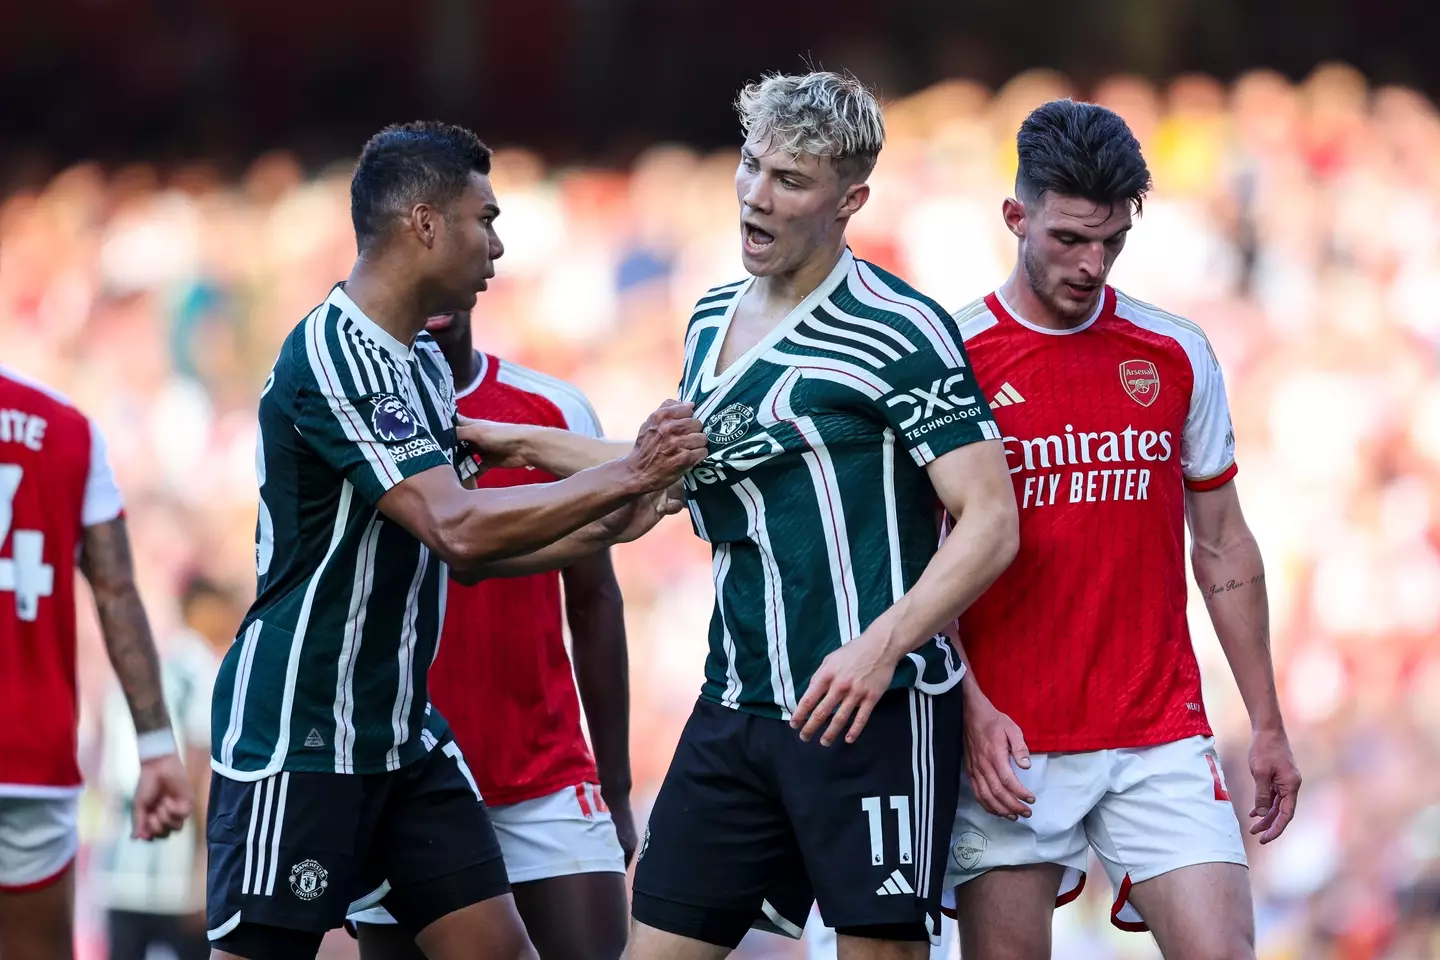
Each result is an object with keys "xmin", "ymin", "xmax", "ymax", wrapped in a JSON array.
[
  {"xmin": 494, "ymin": 359, "xmax": 602, "ymax": 436},
  {"xmin": 949, "ymin": 296, "xmax": 1001, "ymax": 344},
  {"xmin": 829, "ymin": 258, "xmax": 966, "ymax": 366},
  {"xmin": 0, "ymin": 365, "xmax": 100, "ymax": 458},
  {"xmin": 1111, "ymin": 289, "xmax": 1220, "ymax": 374},
  {"xmin": 413, "ymin": 333, "xmax": 457, "ymax": 396},
  {"xmin": 0, "ymin": 365, "xmax": 89, "ymax": 426},
  {"xmin": 687, "ymin": 278, "xmax": 747, "ymax": 330}
]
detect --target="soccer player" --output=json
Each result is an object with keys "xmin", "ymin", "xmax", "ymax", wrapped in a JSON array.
[
  {"xmin": 347, "ymin": 308, "xmax": 633, "ymax": 960},
  {"xmin": 204, "ymin": 122, "xmax": 706, "ymax": 960},
  {"xmin": 0, "ymin": 365, "xmax": 193, "ymax": 960},
  {"xmin": 941, "ymin": 99, "xmax": 1302, "ymax": 960},
  {"xmin": 459, "ymin": 72, "xmax": 1021, "ymax": 960}
]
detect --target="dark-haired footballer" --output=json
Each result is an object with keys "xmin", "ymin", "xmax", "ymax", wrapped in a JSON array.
[
  {"xmin": 203, "ymin": 121, "xmax": 707, "ymax": 960},
  {"xmin": 939, "ymin": 99, "xmax": 1301, "ymax": 960}
]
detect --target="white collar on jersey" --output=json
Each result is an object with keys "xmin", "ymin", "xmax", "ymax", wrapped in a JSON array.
[
  {"xmin": 455, "ymin": 351, "xmax": 488, "ymax": 400},
  {"xmin": 326, "ymin": 284, "xmax": 414, "ymax": 360},
  {"xmin": 993, "ymin": 286, "xmax": 1107, "ymax": 336}
]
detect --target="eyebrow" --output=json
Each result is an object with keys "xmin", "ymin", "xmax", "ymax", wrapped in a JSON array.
[
  {"xmin": 741, "ymin": 146, "xmax": 811, "ymax": 181},
  {"xmin": 1050, "ymin": 224, "xmax": 1130, "ymax": 242}
]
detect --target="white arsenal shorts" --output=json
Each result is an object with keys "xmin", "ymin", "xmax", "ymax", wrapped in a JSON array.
[
  {"xmin": 942, "ymin": 736, "xmax": 1247, "ymax": 931},
  {"xmin": 349, "ymin": 782, "xmax": 625, "ymax": 926},
  {"xmin": 0, "ymin": 796, "xmax": 79, "ymax": 891}
]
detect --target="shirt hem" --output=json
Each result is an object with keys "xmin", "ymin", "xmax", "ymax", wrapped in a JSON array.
[
  {"xmin": 477, "ymin": 762, "xmax": 601, "ymax": 809},
  {"xmin": 0, "ymin": 784, "xmax": 82, "ymax": 799},
  {"xmin": 1016, "ymin": 723, "xmax": 1214, "ymax": 755}
]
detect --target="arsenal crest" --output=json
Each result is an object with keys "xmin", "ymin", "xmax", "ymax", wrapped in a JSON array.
[{"xmin": 1119, "ymin": 359, "xmax": 1160, "ymax": 407}]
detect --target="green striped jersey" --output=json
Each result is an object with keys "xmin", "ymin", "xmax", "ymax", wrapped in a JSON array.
[
  {"xmin": 679, "ymin": 250, "xmax": 1001, "ymax": 719},
  {"xmin": 213, "ymin": 284, "xmax": 472, "ymax": 780}
]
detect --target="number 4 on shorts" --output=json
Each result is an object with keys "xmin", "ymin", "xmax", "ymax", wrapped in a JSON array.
[{"xmin": 861, "ymin": 796, "xmax": 913, "ymax": 866}]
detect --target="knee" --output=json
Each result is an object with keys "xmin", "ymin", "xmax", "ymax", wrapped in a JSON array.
[{"xmin": 1181, "ymin": 937, "xmax": 1255, "ymax": 960}]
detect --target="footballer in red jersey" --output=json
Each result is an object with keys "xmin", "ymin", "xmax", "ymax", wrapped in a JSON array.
[
  {"xmin": 349, "ymin": 310, "xmax": 632, "ymax": 960},
  {"xmin": 0, "ymin": 366, "xmax": 191, "ymax": 959},
  {"xmin": 939, "ymin": 101, "xmax": 1301, "ymax": 960}
]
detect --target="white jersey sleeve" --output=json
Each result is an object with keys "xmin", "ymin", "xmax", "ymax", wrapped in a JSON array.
[
  {"xmin": 496, "ymin": 362, "xmax": 604, "ymax": 438},
  {"xmin": 1180, "ymin": 339, "xmax": 1238, "ymax": 490},
  {"xmin": 82, "ymin": 420, "xmax": 125, "ymax": 527}
]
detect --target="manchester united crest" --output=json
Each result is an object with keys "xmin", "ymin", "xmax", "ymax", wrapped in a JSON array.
[
  {"xmin": 705, "ymin": 402, "xmax": 755, "ymax": 445},
  {"xmin": 289, "ymin": 859, "xmax": 329, "ymax": 901},
  {"xmin": 1119, "ymin": 359, "xmax": 1160, "ymax": 407}
]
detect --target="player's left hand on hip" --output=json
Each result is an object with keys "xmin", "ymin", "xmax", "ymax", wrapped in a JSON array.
[
  {"xmin": 791, "ymin": 632, "xmax": 896, "ymax": 746},
  {"xmin": 604, "ymin": 790, "xmax": 640, "ymax": 866},
  {"xmin": 1248, "ymin": 727, "xmax": 1301, "ymax": 844},
  {"xmin": 132, "ymin": 753, "xmax": 195, "ymax": 841}
]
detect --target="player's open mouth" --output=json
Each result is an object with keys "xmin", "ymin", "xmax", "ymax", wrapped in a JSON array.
[
  {"xmin": 1064, "ymin": 282, "xmax": 1098, "ymax": 297},
  {"xmin": 425, "ymin": 313, "xmax": 455, "ymax": 331},
  {"xmin": 743, "ymin": 223, "xmax": 775, "ymax": 254}
]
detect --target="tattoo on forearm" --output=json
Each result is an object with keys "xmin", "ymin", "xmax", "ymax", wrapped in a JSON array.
[
  {"xmin": 1205, "ymin": 573, "xmax": 1265, "ymax": 601},
  {"xmin": 81, "ymin": 519, "xmax": 172, "ymax": 734}
]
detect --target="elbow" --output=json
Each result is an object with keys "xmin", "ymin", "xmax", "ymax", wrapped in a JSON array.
[{"xmin": 434, "ymin": 517, "xmax": 501, "ymax": 569}]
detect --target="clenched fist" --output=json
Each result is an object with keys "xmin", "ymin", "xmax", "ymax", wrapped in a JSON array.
[{"xmin": 622, "ymin": 400, "xmax": 709, "ymax": 492}]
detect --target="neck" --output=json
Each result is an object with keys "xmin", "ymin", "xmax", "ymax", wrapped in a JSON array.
[
  {"xmin": 342, "ymin": 255, "xmax": 432, "ymax": 349},
  {"xmin": 751, "ymin": 235, "xmax": 846, "ymax": 311},
  {"xmin": 999, "ymin": 259, "xmax": 1091, "ymax": 331},
  {"xmin": 444, "ymin": 340, "xmax": 481, "ymax": 390}
]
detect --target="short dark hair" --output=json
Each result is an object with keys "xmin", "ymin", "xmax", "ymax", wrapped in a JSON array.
[
  {"xmin": 1015, "ymin": 99, "xmax": 1151, "ymax": 215},
  {"xmin": 350, "ymin": 121, "xmax": 493, "ymax": 253}
]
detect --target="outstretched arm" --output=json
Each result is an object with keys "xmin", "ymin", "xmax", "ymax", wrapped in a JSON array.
[
  {"xmin": 383, "ymin": 402, "xmax": 704, "ymax": 570},
  {"xmin": 457, "ymin": 418, "xmax": 631, "ymax": 479},
  {"xmin": 791, "ymin": 439, "xmax": 1020, "ymax": 746},
  {"xmin": 79, "ymin": 517, "xmax": 192, "ymax": 840},
  {"xmin": 1187, "ymin": 481, "xmax": 1300, "ymax": 843}
]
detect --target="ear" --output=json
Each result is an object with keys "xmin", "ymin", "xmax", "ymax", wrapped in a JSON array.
[
  {"xmin": 839, "ymin": 182, "xmax": 870, "ymax": 220},
  {"xmin": 1002, "ymin": 197, "xmax": 1027, "ymax": 240},
  {"xmin": 408, "ymin": 202, "xmax": 440, "ymax": 249}
]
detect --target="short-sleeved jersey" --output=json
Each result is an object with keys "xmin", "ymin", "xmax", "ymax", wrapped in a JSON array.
[
  {"xmin": 0, "ymin": 366, "xmax": 124, "ymax": 794},
  {"xmin": 680, "ymin": 250, "xmax": 1000, "ymax": 720},
  {"xmin": 212, "ymin": 285, "xmax": 472, "ymax": 781},
  {"xmin": 427, "ymin": 354, "xmax": 605, "ymax": 807},
  {"xmin": 953, "ymin": 286, "xmax": 1238, "ymax": 752}
]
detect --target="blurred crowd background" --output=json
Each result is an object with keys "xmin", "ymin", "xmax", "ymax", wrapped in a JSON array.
[{"xmin": 3, "ymin": 4, "xmax": 1440, "ymax": 958}]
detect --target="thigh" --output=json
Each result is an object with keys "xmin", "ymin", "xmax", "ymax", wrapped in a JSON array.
[
  {"xmin": 356, "ymin": 920, "xmax": 426, "ymax": 960},
  {"xmin": 107, "ymin": 910, "xmax": 149, "ymax": 960},
  {"xmin": 154, "ymin": 912, "xmax": 213, "ymax": 960},
  {"xmin": 782, "ymin": 688, "xmax": 962, "ymax": 943},
  {"xmin": 631, "ymin": 699, "xmax": 804, "ymax": 951},
  {"xmin": 205, "ymin": 770, "xmax": 371, "ymax": 944},
  {"xmin": 370, "ymin": 738, "xmax": 512, "ymax": 937},
  {"xmin": 0, "ymin": 862, "xmax": 74, "ymax": 960},
  {"xmin": 1085, "ymin": 736, "xmax": 1249, "ymax": 932},
  {"xmin": 1123, "ymin": 862, "xmax": 1255, "ymax": 960},
  {"xmin": 512, "ymin": 872, "xmax": 627, "ymax": 960},
  {"xmin": 948, "ymin": 865, "xmax": 1065, "ymax": 960},
  {"xmin": 489, "ymin": 784, "xmax": 625, "ymax": 886},
  {"xmin": 626, "ymin": 921, "xmax": 731, "ymax": 960}
]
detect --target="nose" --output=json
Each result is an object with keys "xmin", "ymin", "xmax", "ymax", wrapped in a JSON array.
[
  {"xmin": 490, "ymin": 231, "xmax": 504, "ymax": 262},
  {"xmin": 740, "ymin": 173, "xmax": 771, "ymax": 215},
  {"xmin": 1077, "ymin": 241, "xmax": 1104, "ymax": 279}
]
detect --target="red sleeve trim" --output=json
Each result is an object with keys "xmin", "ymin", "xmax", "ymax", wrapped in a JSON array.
[{"xmin": 1184, "ymin": 461, "xmax": 1237, "ymax": 492}]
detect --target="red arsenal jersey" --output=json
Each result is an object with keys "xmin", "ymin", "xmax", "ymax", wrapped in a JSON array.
[
  {"xmin": 428, "ymin": 354, "xmax": 606, "ymax": 806},
  {"xmin": 0, "ymin": 366, "xmax": 125, "ymax": 794},
  {"xmin": 953, "ymin": 287, "xmax": 1237, "ymax": 753}
]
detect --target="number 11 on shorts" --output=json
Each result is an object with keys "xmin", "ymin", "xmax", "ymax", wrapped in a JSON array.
[{"xmin": 861, "ymin": 796, "xmax": 912, "ymax": 866}]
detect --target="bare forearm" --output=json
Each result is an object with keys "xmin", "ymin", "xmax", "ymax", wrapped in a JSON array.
[
  {"xmin": 81, "ymin": 519, "xmax": 172, "ymax": 735},
  {"xmin": 451, "ymin": 527, "xmax": 607, "ymax": 583},
  {"xmin": 516, "ymin": 428, "xmax": 630, "ymax": 479},
  {"xmin": 96, "ymin": 586, "xmax": 170, "ymax": 733},
  {"xmin": 438, "ymin": 460, "xmax": 641, "ymax": 566},
  {"xmin": 1193, "ymin": 533, "xmax": 1283, "ymax": 732},
  {"xmin": 566, "ymin": 557, "xmax": 631, "ymax": 797},
  {"xmin": 876, "ymin": 507, "xmax": 1018, "ymax": 660}
]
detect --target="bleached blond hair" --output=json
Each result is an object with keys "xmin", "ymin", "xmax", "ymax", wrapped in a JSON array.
[{"xmin": 736, "ymin": 71, "xmax": 885, "ymax": 181}]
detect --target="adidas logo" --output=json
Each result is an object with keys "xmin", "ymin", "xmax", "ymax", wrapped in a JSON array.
[
  {"xmin": 875, "ymin": 869, "xmax": 915, "ymax": 896},
  {"xmin": 304, "ymin": 728, "xmax": 325, "ymax": 748},
  {"xmin": 989, "ymin": 382, "xmax": 1026, "ymax": 407}
]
